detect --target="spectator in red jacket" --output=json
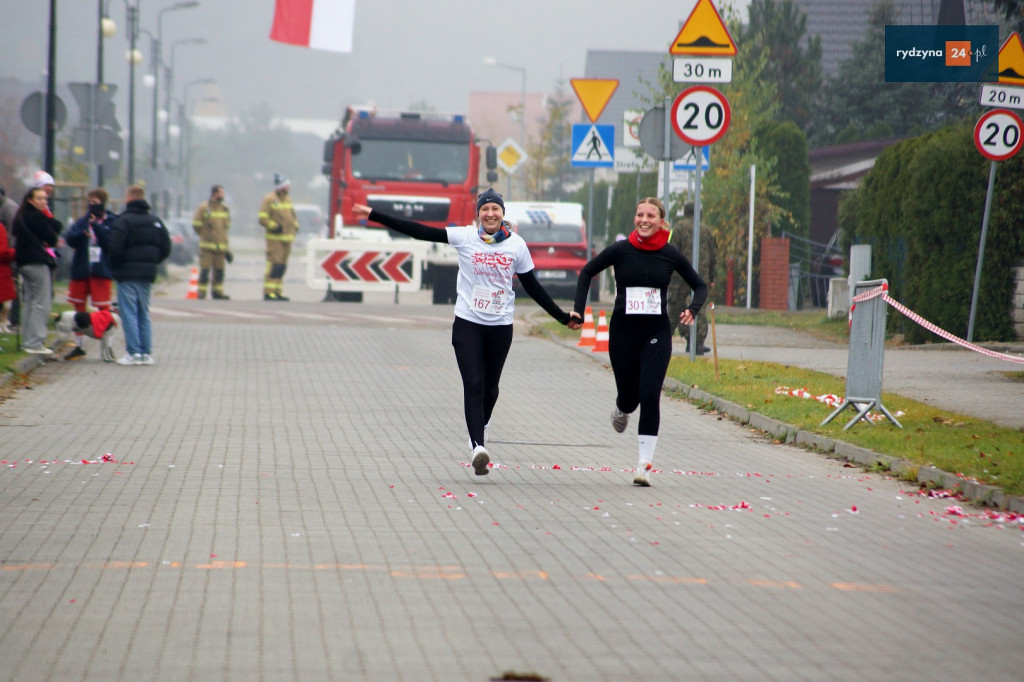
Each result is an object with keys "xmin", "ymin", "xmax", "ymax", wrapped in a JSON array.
[{"xmin": 0, "ymin": 219, "xmax": 16, "ymax": 335}]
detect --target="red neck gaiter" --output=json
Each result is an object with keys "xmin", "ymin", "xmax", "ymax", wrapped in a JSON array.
[{"xmin": 628, "ymin": 228, "xmax": 669, "ymax": 251}]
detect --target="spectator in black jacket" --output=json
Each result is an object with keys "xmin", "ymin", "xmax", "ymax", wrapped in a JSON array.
[
  {"xmin": 106, "ymin": 186, "xmax": 171, "ymax": 366},
  {"xmin": 13, "ymin": 187, "xmax": 62, "ymax": 354}
]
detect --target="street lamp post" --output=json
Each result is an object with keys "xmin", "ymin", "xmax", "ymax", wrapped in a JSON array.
[
  {"xmin": 165, "ymin": 38, "xmax": 205, "ymax": 147},
  {"xmin": 126, "ymin": 1, "xmax": 139, "ymax": 184},
  {"xmin": 483, "ymin": 57, "xmax": 526, "ymax": 197},
  {"xmin": 150, "ymin": 2, "xmax": 200, "ymax": 173},
  {"xmin": 44, "ymin": 0, "xmax": 57, "ymax": 176},
  {"xmin": 180, "ymin": 78, "xmax": 214, "ymax": 212},
  {"xmin": 95, "ymin": 0, "xmax": 117, "ymax": 186}
]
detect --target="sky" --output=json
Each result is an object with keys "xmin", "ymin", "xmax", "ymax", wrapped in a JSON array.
[{"xmin": 3, "ymin": 0, "xmax": 749, "ymax": 128}]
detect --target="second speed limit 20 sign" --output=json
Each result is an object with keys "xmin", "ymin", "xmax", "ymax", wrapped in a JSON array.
[
  {"xmin": 671, "ymin": 85, "xmax": 731, "ymax": 146},
  {"xmin": 973, "ymin": 109, "xmax": 1023, "ymax": 161}
]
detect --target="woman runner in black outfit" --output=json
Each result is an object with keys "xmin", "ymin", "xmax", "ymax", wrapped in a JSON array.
[
  {"xmin": 353, "ymin": 189, "xmax": 580, "ymax": 476},
  {"xmin": 569, "ymin": 197, "xmax": 707, "ymax": 486}
]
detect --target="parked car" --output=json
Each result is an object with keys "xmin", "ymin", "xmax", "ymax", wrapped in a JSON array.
[
  {"xmin": 163, "ymin": 216, "xmax": 199, "ymax": 266},
  {"xmin": 504, "ymin": 201, "xmax": 590, "ymax": 298},
  {"xmin": 293, "ymin": 203, "xmax": 327, "ymax": 247}
]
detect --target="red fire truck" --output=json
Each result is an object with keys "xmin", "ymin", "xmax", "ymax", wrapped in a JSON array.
[{"xmin": 321, "ymin": 106, "xmax": 497, "ymax": 303}]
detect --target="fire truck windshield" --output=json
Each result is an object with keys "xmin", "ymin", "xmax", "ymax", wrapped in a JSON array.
[{"xmin": 350, "ymin": 139, "xmax": 470, "ymax": 184}]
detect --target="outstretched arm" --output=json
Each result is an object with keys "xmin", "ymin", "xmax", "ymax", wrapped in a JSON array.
[
  {"xmin": 518, "ymin": 270, "xmax": 571, "ymax": 326},
  {"xmin": 352, "ymin": 204, "xmax": 448, "ymax": 244}
]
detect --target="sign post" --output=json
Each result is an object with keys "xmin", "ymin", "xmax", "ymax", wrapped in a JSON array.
[
  {"xmin": 669, "ymin": 86, "xmax": 730, "ymax": 360},
  {"xmin": 968, "ymin": 108, "xmax": 1023, "ymax": 341},
  {"xmin": 570, "ymin": 79, "xmax": 619, "ymax": 301},
  {"xmin": 669, "ymin": 0, "xmax": 736, "ymax": 359}
]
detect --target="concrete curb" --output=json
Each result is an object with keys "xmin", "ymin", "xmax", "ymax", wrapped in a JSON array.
[{"xmin": 547, "ymin": 328, "xmax": 1024, "ymax": 514}]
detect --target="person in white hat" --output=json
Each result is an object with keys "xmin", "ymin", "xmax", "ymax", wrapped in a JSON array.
[
  {"xmin": 257, "ymin": 174, "xmax": 298, "ymax": 301},
  {"xmin": 31, "ymin": 171, "xmax": 56, "ymax": 201}
]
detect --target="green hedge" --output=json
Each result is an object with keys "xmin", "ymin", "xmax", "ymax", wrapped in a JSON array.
[{"xmin": 846, "ymin": 122, "xmax": 1024, "ymax": 343}]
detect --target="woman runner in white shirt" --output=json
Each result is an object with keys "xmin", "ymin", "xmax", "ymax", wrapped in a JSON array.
[{"xmin": 353, "ymin": 189, "xmax": 580, "ymax": 476}]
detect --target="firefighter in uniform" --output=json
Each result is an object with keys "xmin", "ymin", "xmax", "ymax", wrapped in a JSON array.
[
  {"xmin": 667, "ymin": 203, "xmax": 717, "ymax": 355},
  {"xmin": 192, "ymin": 184, "xmax": 232, "ymax": 299},
  {"xmin": 258, "ymin": 174, "xmax": 298, "ymax": 301}
]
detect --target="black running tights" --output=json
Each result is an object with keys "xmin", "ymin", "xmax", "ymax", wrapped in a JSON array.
[
  {"xmin": 451, "ymin": 316, "xmax": 514, "ymax": 448},
  {"xmin": 607, "ymin": 314, "xmax": 673, "ymax": 437}
]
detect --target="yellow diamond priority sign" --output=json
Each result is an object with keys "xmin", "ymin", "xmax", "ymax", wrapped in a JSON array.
[{"xmin": 496, "ymin": 137, "xmax": 528, "ymax": 174}]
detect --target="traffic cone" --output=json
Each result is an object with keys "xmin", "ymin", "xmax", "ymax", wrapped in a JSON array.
[
  {"xmin": 185, "ymin": 267, "xmax": 199, "ymax": 300},
  {"xmin": 592, "ymin": 310, "xmax": 609, "ymax": 352},
  {"xmin": 577, "ymin": 306, "xmax": 596, "ymax": 347}
]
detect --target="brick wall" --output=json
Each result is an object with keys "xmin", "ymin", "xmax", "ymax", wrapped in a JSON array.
[{"xmin": 759, "ymin": 237, "xmax": 790, "ymax": 311}]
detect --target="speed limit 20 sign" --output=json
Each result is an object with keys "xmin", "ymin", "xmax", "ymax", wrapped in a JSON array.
[
  {"xmin": 671, "ymin": 85, "xmax": 731, "ymax": 146},
  {"xmin": 973, "ymin": 108, "xmax": 1023, "ymax": 161}
]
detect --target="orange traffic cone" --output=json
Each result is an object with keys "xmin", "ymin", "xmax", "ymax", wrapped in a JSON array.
[
  {"xmin": 185, "ymin": 267, "xmax": 199, "ymax": 300},
  {"xmin": 577, "ymin": 306, "xmax": 596, "ymax": 347},
  {"xmin": 592, "ymin": 310, "xmax": 609, "ymax": 352}
]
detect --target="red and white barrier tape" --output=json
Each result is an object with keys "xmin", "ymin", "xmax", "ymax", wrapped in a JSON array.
[
  {"xmin": 774, "ymin": 386, "xmax": 905, "ymax": 422},
  {"xmin": 774, "ymin": 386, "xmax": 842, "ymax": 408},
  {"xmin": 852, "ymin": 285, "xmax": 1024, "ymax": 365}
]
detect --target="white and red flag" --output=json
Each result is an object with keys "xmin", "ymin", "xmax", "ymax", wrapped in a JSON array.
[{"xmin": 269, "ymin": 0, "xmax": 356, "ymax": 53}]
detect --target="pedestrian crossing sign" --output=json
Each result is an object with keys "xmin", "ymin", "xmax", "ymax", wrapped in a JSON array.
[
  {"xmin": 571, "ymin": 124, "xmax": 615, "ymax": 168},
  {"xmin": 673, "ymin": 146, "xmax": 710, "ymax": 171}
]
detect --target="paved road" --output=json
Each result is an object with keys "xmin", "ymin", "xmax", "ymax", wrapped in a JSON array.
[{"xmin": 1, "ymin": 270, "xmax": 1023, "ymax": 681}]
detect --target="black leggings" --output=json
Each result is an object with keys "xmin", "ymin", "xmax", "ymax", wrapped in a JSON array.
[
  {"xmin": 607, "ymin": 313, "xmax": 673, "ymax": 437},
  {"xmin": 451, "ymin": 316, "xmax": 514, "ymax": 448}
]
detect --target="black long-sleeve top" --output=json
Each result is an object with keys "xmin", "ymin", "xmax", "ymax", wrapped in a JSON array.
[
  {"xmin": 573, "ymin": 239, "xmax": 708, "ymax": 320},
  {"xmin": 13, "ymin": 204, "xmax": 61, "ymax": 267}
]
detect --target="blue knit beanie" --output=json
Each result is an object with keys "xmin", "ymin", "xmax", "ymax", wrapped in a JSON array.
[{"xmin": 476, "ymin": 188, "xmax": 504, "ymax": 213}]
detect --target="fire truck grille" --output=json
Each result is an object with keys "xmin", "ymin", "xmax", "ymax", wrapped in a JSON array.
[{"xmin": 368, "ymin": 198, "xmax": 450, "ymax": 223}]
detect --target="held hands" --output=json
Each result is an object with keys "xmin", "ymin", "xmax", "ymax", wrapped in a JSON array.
[
  {"xmin": 567, "ymin": 311, "xmax": 583, "ymax": 330},
  {"xmin": 679, "ymin": 309, "xmax": 695, "ymax": 326},
  {"xmin": 352, "ymin": 204, "xmax": 372, "ymax": 221}
]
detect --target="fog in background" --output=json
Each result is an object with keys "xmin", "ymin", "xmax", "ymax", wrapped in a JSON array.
[
  {"xmin": 2, "ymin": 0, "xmax": 753, "ymax": 226},
  {"xmin": 2, "ymin": 0, "xmax": 752, "ymax": 122}
]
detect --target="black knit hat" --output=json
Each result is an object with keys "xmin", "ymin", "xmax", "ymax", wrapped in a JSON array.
[{"xmin": 476, "ymin": 188, "xmax": 504, "ymax": 213}]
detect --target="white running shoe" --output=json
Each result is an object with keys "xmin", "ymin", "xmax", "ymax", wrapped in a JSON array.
[
  {"xmin": 139, "ymin": 354, "xmax": 155, "ymax": 365},
  {"xmin": 611, "ymin": 408, "xmax": 629, "ymax": 433},
  {"xmin": 116, "ymin": 353, "xmax": 141, "ymax": 366},
  {"xmin": 471, "ymin": 445, "xmax": 490, "ymax": 476},
  {"xmin": 633, "ymin": 461, "xmax": 652, "ymax": 487},
  {"xmin": 24, "ymin": 346, "xmax": 53, "ymax": 355}
]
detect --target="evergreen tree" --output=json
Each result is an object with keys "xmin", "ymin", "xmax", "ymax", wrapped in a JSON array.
[
  {"xmin": 991, "ymin": 0, "xmax": 1024, "ymax": 33},
  {"xmin": 741, "ymin": 0, "xmax": 823, "ymax": 130},
  {"xmin": 812, "ymin": 0, "xmax": 978, "ymax": 146},
  {"xmin": 755, "ymin": 120, "xmax": 810, "ymax": 240}
]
